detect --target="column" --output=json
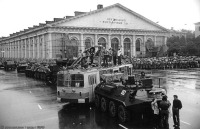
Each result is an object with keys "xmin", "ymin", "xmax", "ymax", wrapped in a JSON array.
[
  {"xmin": 132, "ymin": 35, "xmax": 136, "ymax": 57},
  {"xmin": 94, "ymin": 34, "xmax": 98, "ymax": 46},
  {"xmin": 37, "ymin": 36, "xmax": 40, "ymax": 59},
  {"xmin": 17, "ymin": 40, "xmax": 20, "ymax": 59},
  {"xmin": 164, "ymin": 36, "xmax": 167, "ymax": 46},
  {"xmin": 108, "ymin": 34, "xmax": 111, "ymax": 49},
  {"xmin": 48, "ymin": 33, "xmax": 52, "ymax": 59},
  {"xmin": 9, "ymin": 42, "xmax": 11, "ymax": 58},
  {"xmin": 80, "ymin": 33, "xmax": 84, "ymax": 52},
  {"xmin": 32, "ymin": 37, "xmax": 35, "ymax": 59},
  {"xmin": 13, "ymin": 42, "xmax": 15, "ymax": 58},
  {"xmin": 144, "ymin": 35, "xmax": 146, "ymax": 55},
  {"xmin": 154, "ymin": 35, "xmax": 157, "ymax": 46},
  {"xmin": 42, "ymin": 35, "xmax": 45, "ymax": 59},
  {"xmin": 24, "ymin": 39, "xmax": 27, "ymax": 59},
  {"xmin": 10, "ymin": 42, "xmax": 13, "ymax": 58},
  {"xmin": 120, "ymin": 34, "xmax": 124, "ymax": 54},
  {"xmin": 28, "ymin": 38, "xmax": 31, "ymax": 59},
  {"xmin": 21, "ymin": 40, "xmax": 23, "ymax": 59}
]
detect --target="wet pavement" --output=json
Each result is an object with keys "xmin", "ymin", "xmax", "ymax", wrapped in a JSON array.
[{"xmin": 0, "ymin": 68, "xmax": 200, "ymax": 129}]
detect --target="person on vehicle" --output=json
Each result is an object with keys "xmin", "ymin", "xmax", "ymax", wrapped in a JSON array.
[
  {"xmin": 89, "ymin": 47, "xmax": 95, "ymax": 65},
  {"xmin": 117, "ymin": 48, "xmax": 122, "ymax": 65},
  {"xmin": 151, "ymin": 98, "xmax": 160, "ymax": 129},
  {"xmin": 109, "ymin": 48, "xmax": 113, "ymax": 65},
  {"xmin": 103, "ymin": 47, "xmax": 109, "ymax": 67},
  {"xmin": 172, "ymin": 95, "xmax": 182, "ymax": 127},
  {"xmin": 140, "ymin": 71, "xmax": 146, "ymax": 79},
  {"xmin": 159, "ymin": 95, "xmax": 171, "ymax": 129},
  {"xmin": 95, "ymin": 46, "xmax": 102, "ymax": 67},
  {"xmin": 112, "ymin": 49, "xmax": 117, "ymax": 66}
]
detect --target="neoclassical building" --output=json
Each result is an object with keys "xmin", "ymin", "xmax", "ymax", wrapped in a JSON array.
[{"xmin": 0, "ymin": 3, "xmax": 169, "ymax": 61}]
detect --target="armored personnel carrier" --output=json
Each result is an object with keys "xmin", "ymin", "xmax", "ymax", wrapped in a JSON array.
[
  {"xmin": 16, "ymin": 61, "xmax": 28, "ymax": 73},
  {"xmin": 94, "ymin": 76, "xmax": 164, "ymax": 122},
  {"xmin": 3, "ymin": 60, "xmax": 16, "ymax": 71}
]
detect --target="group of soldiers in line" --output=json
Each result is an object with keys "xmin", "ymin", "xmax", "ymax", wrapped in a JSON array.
[{"xmin": 131, "ymin": 56, "xmax": 200, "ymax": 70}]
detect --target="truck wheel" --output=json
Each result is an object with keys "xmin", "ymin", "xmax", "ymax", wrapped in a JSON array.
[
  {"xmin": 109, "ymin": 101, "xmax": 117, "ymax": 117},
  {"xmin": 101, "ymin": 97, "xmax": 107, "ymax": 112},
  {"xmin": 118, "ymin": 105, "xmax": 129, "ymax": 122},
  {"xmin": 95, "ymin": 95, "xmax": 100, "ymax": 108}
]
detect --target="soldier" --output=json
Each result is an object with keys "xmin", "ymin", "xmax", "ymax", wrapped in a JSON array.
[
  {"xmin": 89, "ymin": 47, "xmax": 95, "ymax": 65},
  {"xmin": 117, "ymin": 48, "xmax": 122, "ymax": 65},
  {"xmin": 159, "ymin": 95, "xmax": 171, "ymax": 129},
  {"xmin": 108, "ymin": 48, "xmax": 113, "ymax": 66},
  {"xmin": 172, "ymin": 95, "xmax": 182, "ymax": 128},
  {"xmin": 102, "ymin": 47, "xmax": 109, "ymax": 67},
  {"xmin": 112, "ymin": 48, "xmax": 117, "ymax": 66},
  {"xmin": 151, "ymin": 98, "xmax": 160, "ymax": 129},
  {"xmin": 95, "ymin": 46, "xmax": 102, "ymax": 67}
]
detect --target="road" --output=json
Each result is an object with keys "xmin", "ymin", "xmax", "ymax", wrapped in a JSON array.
[{"xmin": 0, "ymin": 68, "xmax": 200, "ymax": 129}]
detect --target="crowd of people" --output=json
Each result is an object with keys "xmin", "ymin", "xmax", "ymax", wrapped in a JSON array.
[{"xmin": 131, "ymin": 56, "xmax": 200, "ymax": 70}]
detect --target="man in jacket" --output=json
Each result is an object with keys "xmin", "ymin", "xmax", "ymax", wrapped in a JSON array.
[
  {"xmin": 159, "ymin": 95, "xmax": 171, "ymax": 129},
  {"xmin": 172, "ymin": 95, "xmax": 182, "ymax": 127}
]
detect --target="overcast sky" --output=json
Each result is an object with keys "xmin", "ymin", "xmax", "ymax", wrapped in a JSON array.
[{"xmin": 0, "ymin": 0, "xmax": 200, "ymax": 37}]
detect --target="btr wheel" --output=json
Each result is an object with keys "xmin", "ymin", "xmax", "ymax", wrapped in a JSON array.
[
  {"xmin": 118, "ymin": 105, "xmax": 129, "ymax": 122},
  {"xmin": 101, "ymin": 97, "xmax": 107, "ymax": 112},
  {"xmin": 109, "ymin": 101, "xmax": 117, "ymax": 117},
  {"xmin": 95, "ymin": 95, "xmax": 100, "ymax": 108}
]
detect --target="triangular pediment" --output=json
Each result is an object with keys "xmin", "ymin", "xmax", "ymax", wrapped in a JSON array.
[{"xmin": 52, "ymin": 3, "xmax": 167, "ymax": 31}]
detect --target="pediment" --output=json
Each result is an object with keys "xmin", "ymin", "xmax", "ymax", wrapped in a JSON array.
[{"xmin": 53, "ymin": 3, "xmax": 167, "ymax": 31}]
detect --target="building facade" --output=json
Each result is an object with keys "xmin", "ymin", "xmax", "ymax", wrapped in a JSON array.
[{"xmin": 0, "ymin": 3, "xmax": 169, "ymax": 61}]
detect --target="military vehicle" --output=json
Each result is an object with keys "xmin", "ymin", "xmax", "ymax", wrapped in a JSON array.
[
  {"xmin": 16, "ymin": 61, "xmax": 28, "ymax": 73},
  {"xmin": 3, "ymin": 60, "xmax": 16, "ymax": 71},
  {"xmin": 94, "ymin": 75, "xmax": 165, "ymax": 122},
  {"xmin": 25, "ymin": 61, "xmax": 36, "ymax": 77},
  {"xmin": 0, "ymin": 61, "xmax": 3, "ymax": 68}
]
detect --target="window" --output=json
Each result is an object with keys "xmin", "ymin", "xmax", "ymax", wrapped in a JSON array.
[
  {"xmin": 71, "ymin": 74, "xmax": 84, "ymax": 87},
  {"xmin": 124, "ymin": 38, "xmax": 131, "ymax": 57},
  {"xmin": 88, "ymin": 74, "xmax": 97, "ymax": 85},
  {"xmin": 85, "ymin": 38, "xmax": 92, "ymax": 49},
  {"xmin": 111, "ymin": 38, "xmax": 119, "ymax": 51},
  {"xmin": 57, "ymin": 74, "xmax": 64, "ymax": 86},
  {"xmin": 136, "ymin": 39, "xmax": 141, "ymax": 52},
  {"xmin": 98, "ymin": 37, "xmax": 106, "ymax": 48}
]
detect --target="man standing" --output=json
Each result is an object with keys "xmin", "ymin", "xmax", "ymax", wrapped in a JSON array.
[
  {"xmin": 112, "ymin": 49, "xmax": 117, "ymax": 66},
  {"xmin": 151, "ymin": 98, "xmax": 160, "ymax": 129},
  {"xmin": 172, "ymin": 95, "xmax": 182, "ymax": 127},
  {"xmin": 117, "ymin": 48, "xmax": 122, "ymax": 65},
  {"xmin": 159, "ymin": 95, "xmax": 171, "ymax": 129}
]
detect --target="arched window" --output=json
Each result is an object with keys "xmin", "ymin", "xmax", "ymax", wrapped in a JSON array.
[
  {"xmin": 136, "ymin": 39, "xmax": 141, "ymax": 52},
  {"xmin": 124, "ymin": 38, "xmax": 131, "ymax": 57},
  {"xmin": 98, "ymin": 37, "xmax": 106, "ymax": 48},
  {"xmin": 64, "ymin": 38, "xmax": 78, "ymax": 58},
  {"xmin": 111, "ymin": 38, "xmax": 119, "ymax": 51},
  {"xmin": 85, "ymin": 38, "xmax": 92, "ymax": 49}
]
